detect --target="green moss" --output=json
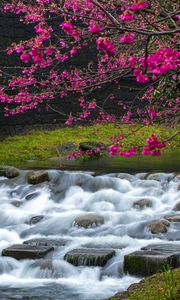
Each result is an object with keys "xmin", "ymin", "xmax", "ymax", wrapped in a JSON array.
[
  {"xmin": 0, "ymin": 123, "xmax": 179, "ymax": 164},
  {"xmin": 109, "ymin": 268, "xmax": 180, "ymax": 300}
]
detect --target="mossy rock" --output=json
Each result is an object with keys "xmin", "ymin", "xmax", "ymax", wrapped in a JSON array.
[
  {"xmin": 56, "ymin": 142, "xmax": 78, "ymax": 154},
  {"xmin": 27, "ymin": 170, "xmax": 49, "ymax": 184},
  {"xmin": 0, "ymin": 166, "xmax": 20, "ymax": 178},
  {"xmin": 64, "ymin": 248, "xmax": 115, "ymax": 267},
  {"xmin": 2, "ymin": 244, "xmax": 54, "ymax": 260},
  {"xmin": 124, "ymin": 243, "xmax": 180, "ymax": 277},
  {"xmin": 79, "ymin": 141, "xmax": 106, "ymax": 152}
]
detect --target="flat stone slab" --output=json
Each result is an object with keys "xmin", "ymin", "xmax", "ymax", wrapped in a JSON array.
[
  {"xmin": 64, "ymin": 248, "xmax": 115, "ymax": 267},
  {"xmin": 124, "ymin": 243, "xmax": 180, "ymax": 276},
  {"xmin": 2, "ymin": 244, "xmax": 54, "ymax": 260},
  {"xmin": 23, "ymin": 238, "xmax": 70, "ymax": 247}
]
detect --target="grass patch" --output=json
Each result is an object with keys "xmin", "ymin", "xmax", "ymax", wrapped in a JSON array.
[
  {"xmin": 110, "ymin": 268, "xmax": 180, "ymax": 300},
  {"xmin": 0, "ymin": 123, "xmax": 179, "ymax": 164}
]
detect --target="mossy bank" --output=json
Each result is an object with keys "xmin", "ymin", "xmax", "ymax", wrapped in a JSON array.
[
  {"xmin": 0, "ymin": 124, "xmax": 179, "ymax": 168},
  {"xmin": 108, "ymin": 268, "xmax": 180, "ymax": 300}
]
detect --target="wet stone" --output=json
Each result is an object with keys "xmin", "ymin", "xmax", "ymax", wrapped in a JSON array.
[
  {"xmin": 73, "ymin": 214, "xmax": 104, "ymax": 228},
  {"xmin": 27, "ymin": 171, "xmax": 49, "ymax": 185},
  {"xmin": 147, "ymin": 219, "xmax": 170, "ymax": 234},
  {"xmin": 173, "ymin": 201, "xmax": 180, "ymax": 211},
  {"xmin": 1, "ymin": 244, "xmax": 54, "ymax": 260},
  {"xmin": 133, "ymin": 198, "xmax": 152, "ymax": 209},
  {"xmin": 124, "ymin": 243, "xmax": 180, "ymax": 276},
  {"xmin": 64, "ymin": 248, "xmax": 115, "ymax": 267},
  {"xmin": 82, "ymin": 243, "xmax": 126, "ymax": 250},
  {"xmin": 0, "ymin": 166, "xmax": 20, "ymax": 179},
  {"xmin": 23, "ymin": 238, "xmax": 70, "ymax": 247},
  {"xmin": 27, "ymin": 215, "xmax": 44, "ymax": 225},
  {"xmin": 11, "ymin": 200, "xmax": 23, "ymax": 207},
  {"xmin": 25, "ymin": 192, "xmax": 40, "ymax": 201},
  {"xmin": 165, "ymin": 214, "xmax": 180, "ymax": 222}
]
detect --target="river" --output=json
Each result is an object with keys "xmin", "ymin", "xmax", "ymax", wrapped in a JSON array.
[{"xmin": 0, "ymin": 169, "xmax": 179, "ymax": 299}]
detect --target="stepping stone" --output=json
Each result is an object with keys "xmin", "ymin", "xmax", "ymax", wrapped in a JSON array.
[
  {"xmin": 82, "ymin": 243, "xmax": 126, "ymax": 250},
  {"xmin": 64, "ymin": 248, "xmax": 115, "ymax": 267},
  {"xmin": 27, "ymin": 171, "xmax": 49, "ymax": 184},
  {"xmin": 2, "ymin": 244, "xmax": 54, "ymax": 260},
  {"xmin": 23, "ymin": 238, "xmax": 70, "ymax": 247},
  {"xmin": 124, "ymin": 243, "xmax": 180, "ymax": 276},
  {"xmin": 73, "ymin": 214, "xmax": 104, "ymax": 228}
]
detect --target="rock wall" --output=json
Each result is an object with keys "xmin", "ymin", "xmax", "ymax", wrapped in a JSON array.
[{"xmin": 0, "ymin": 14, "xmax": 147, "ymax": 139}]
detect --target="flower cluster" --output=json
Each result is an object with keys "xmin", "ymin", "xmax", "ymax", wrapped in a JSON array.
[
  {"xmin": 96, "ymin": 38, "xmax": 115, "ymax": 55},
  {"xmin": 142, "ymin": 134, "xmax": 166, "ymax": 156}
]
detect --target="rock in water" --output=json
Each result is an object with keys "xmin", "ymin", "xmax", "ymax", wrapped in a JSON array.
[
  {"xmin": 133, "ymin": 198, "xmax": 152, "ymax": 209},
  {"xmin": 64, "ymin": 248, "xmax": 115, "ymax": 266},
  {"xmin": 73, "ymin": 214, "xmax": 104, "ymax": 228},
  {"xmin": 27, "ymin": 215, "xmax": 44, "ymax": 225},
  {"xmin": 23, "ymin": 238, "xmax": 70, "ymax": 247},
  {"xmin": 124, "ymin": 243, "xmax": 180, "ymax": 276},
  {"xmin": 173, "ymin": 202, "xmax": 180, "ymax": 211},
  {"xmin": 2, "ymin": 244, "xmax": 54, "ymax": 260},
  {"xmin": 0, "ymin": 166, "xmax": 20, "ymax": 178},
  {"xmin": 165, "ymin": 214, "xmax": 180, "ymax": 222},
  {"xmin": 27, "ymin": 171, "xmax": 49, "ymax": 184},
  {"xmin": 147, "ymin": 220, "xmax": 170, "ymax": 234}
]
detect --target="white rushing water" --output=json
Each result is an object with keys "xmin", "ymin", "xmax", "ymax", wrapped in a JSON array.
[{"xmin": 0, "ymin": 170, "xmax": 179, "ymax": 300}]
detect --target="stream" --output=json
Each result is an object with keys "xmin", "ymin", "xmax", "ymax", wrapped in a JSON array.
[{"xmin": 0, "ymin": 170, "xmax": 179, "ymax": 300}]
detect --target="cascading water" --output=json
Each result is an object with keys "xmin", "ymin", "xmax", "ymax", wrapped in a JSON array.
[{"xmin": 0, "ymin": 170, "xmax": 179, "ymax": 300}]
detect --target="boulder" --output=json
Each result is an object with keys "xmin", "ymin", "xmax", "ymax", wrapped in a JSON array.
[
  {"xmin": 165, "ymin": 214, "xmax": 180, "ymax": 222},
  {"xmin": 27, "ymin": 215, "xmax": 44, "ymax": 225},
  {"xmin": 57, "ymin": 142, "xmax": 78, "ymax": 154},
  {"xmin": 146, "ymin": 173, "xmax": 162, "ymax": 181},
  {"xmin": 0, "ymin": 166, "xmax": 20, "ymax": 179},
  {"xmin": 23, "ymin": 238, "xmax": 70, "ymax": 247},
  {"xmin": 64, "ymin": 248, "xmax": 115, "ymax": 267},
  {"xmin": 173, "ymin": 202, "xmax": 180, "ymax": 211},
  {"xmin": 73, "ymin": 214, "xmax": 104, "ymax": 228},
  {"xmin": 133, "ymin": 198, "xmax": 152, "ymax": 209},
  {"xmin": 27, "ymin": 171, "xmax": 49, "ymax": 184},
  {"xmin": 124, "ymin": 243, "xmax": 180, "ymax": 276},
  {"xmin": 79, "ymin": 142, "xmax": 105, "ymax": 152},
  {"xmin": 147, "ymin": 220, "xmax": 170, "ymax": 234},
  {"xmin": 1, "ymin": 244, "xmax": 54, "ymax": 260}
]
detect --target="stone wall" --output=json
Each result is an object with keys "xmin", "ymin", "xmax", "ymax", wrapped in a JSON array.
[{"xmin": 0, "ymin": 14, "xmax": 147, "ymax": 139}]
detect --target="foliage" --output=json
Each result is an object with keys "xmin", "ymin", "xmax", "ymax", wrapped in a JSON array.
[
  {"xmin": 0, "ymin": 0, "xmax": 179, "ymax": 157},
  {"xmin": 110, "ymin": 267, "xmax": 180, "ymax": 300},
  {"xmin": 0, "ymin": 124, "xmax": 179, "ymax": 164}
]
